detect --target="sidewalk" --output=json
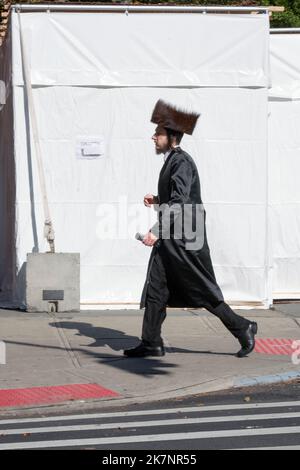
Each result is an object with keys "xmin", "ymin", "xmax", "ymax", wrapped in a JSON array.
[{"xmin": 0, "ymin": 304, "xmax": 300, "ymax": 413}]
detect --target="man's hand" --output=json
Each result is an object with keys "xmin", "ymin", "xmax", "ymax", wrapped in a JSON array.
[
  {"xmin": 142, "ymin": 231, "xmax": 158, "ymax": 246},
  {"xmin": 143, "ymin": 194, "xmax": 158, "ymax": 207}
]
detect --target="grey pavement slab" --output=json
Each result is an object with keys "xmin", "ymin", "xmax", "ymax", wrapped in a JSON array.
[{"xmin": 0, "ymin": 305, "xmax": 299, "ymax": 409}]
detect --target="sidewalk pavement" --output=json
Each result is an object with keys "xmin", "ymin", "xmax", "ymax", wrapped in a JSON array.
[{"xmin": 0, "ymin": 304, "xmax": 300, "ymax": 413}]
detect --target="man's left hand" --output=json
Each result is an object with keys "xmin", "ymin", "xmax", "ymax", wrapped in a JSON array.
[{"xmin": 143, "ymin": 231, "xmax": 158, "ymax": 246}]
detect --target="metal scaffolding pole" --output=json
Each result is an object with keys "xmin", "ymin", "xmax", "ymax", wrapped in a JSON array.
[
  {"xmin": 13, "ymin": 4, "xmax": 269, "ymax": 14},
  {"xmin": 270, "ymin": 28, "xmax": 300, "ymax": 33}
]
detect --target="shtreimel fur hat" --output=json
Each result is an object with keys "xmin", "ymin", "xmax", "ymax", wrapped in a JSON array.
[{"xmin": 151, "ymin": 99, "xmax": 200, "ymax": 135}]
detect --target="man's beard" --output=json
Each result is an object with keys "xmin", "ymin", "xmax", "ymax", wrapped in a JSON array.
[{"xmin": 155, "ymin": 145, "xmax": 169, "ymax": 155}]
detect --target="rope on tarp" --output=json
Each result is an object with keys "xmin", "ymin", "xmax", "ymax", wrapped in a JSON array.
[{"xmin": 17, "ymin": 10, "xmax": 55, "ymax": 253}]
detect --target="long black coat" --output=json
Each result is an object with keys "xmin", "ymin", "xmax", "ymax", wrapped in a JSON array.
[{"xmin": 140, "ymin": 146, "xmax": 224, "ymax": 310}]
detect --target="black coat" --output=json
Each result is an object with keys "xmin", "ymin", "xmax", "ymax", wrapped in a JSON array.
[{"xmin": 140, "ymin": 146, "xmax": 224, "ymax": 309}]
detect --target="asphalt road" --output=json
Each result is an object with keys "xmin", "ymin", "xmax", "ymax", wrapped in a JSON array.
[{"xmin": 0, "ymin": 380, "xmax": 300, "ymax": 450}]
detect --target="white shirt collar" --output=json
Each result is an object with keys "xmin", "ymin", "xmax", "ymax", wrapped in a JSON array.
[{"xmin": 163, "ymin": 145, "xmax": 180, "ymax": 162}]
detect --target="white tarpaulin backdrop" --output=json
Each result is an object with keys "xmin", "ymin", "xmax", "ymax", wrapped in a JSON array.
[
  {"xmin": 0, "ymin": 10, "xmax": 271, "ymax": 308},
  {"xmin": 12, "ymin": 12, "xmax": 270, "ymax": 88},
  {"xmin": 269, "ymin": 32, "xmax": 300, "ymax": 299}
]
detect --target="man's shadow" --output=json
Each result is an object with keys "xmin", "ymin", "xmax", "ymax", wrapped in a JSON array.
[
  {"xmin": 49, "ymin": 321, "xmax": 180, "ymax": 377},
  {"xmin": 50, "ymin": 321, "xmax": 139, "ymax": 351},
  {"xmin": 49, "ymin": 320, "xmax": 235, "ymax": 377}
]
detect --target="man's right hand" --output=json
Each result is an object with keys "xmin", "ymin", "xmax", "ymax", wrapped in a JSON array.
[{"xmin": 143, "ymin": 194, "xmax": 158, "ymax": 207}]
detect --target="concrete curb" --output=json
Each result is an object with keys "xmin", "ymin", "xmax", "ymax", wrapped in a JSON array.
[{"xmin": 233, "ymin": 368, "xmax": 300, "ymax": 388}]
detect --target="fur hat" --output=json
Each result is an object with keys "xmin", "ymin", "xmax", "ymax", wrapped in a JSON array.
[{"xmin": 151, "ymin": 99, "xmax": 200, "ymax": 135}]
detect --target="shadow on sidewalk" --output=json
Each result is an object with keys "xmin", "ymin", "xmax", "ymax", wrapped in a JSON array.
[
  {"xmin": 50, "ymin": 320, "xmax": 235, "ymax": 358},
  {"xmin": 5, "ymin": 320, "xmax": 236, "ymax": 380},
  {"xmin": 50, "ymin": 320, "xmax": 235, "ymax": 356},
  {"xmin": 48, "ymin": 320, "xmax": 178, "ymax": 377}
]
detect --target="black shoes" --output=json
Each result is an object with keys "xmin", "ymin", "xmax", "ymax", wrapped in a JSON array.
[
  {"xmin": 124, "ymin": 342, "xmax": 165, "ymax": 358},
  {"xmin": 236, "ymin": 322, "xmax": 258, "ymax": 358},
  {"xmin": 123, "ymin": 324, "xmax": 258, "ymax": 359}
]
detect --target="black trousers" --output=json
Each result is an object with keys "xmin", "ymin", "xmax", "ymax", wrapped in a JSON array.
[{"xmin": 141, "ymin": 247, "xmax": 251, "ymax": 347}]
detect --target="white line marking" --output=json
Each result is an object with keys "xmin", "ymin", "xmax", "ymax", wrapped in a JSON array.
[
  {"xmin": 1, "ymin": 412, "xmax": 300, "ymax": 436},
  {"xmin": 1, "ymin": 425, "xmax": 300, "ymax": 449},
  {"xmin": 234, "ymin": 446, "xmax": 300, "ymax": 450},
  {"xmin": 1, "ymin": 401, "xmax": 300, "ymax": 425}
]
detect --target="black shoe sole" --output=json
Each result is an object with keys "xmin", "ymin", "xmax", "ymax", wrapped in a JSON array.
[
  {"xmin": 236, "ymin": 343, "xmax": 255, "ymax": 358},
  {"xmin": 123, "ymin": 349, "xmax": 165, "ymax": 358}
]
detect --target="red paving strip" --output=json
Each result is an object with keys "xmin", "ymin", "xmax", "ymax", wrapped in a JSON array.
[
  {"xmin": 273, "ymin": 338, "xmax": 293, "ymax": 355},
  {"xmin": 255, "ymin": 338, "xmax": 296, "ymax": 356},
  {"xmin": 254, "ymin": 339, "xmax": 268, "ymax": 355},
  {"xmin": 0, "ymin": 384, "xmax": 119, "ymax": 408}
]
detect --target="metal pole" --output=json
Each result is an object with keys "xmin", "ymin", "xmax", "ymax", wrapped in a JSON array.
[
  {"xmin": 13, "ymin": 4, "xmax": 269, "ymax": 14},
  {"xmin": 270, "ymin": 28, "xmax": 300, "ymax": 33},
  {"xmin": 18, "ymin": 11, "xmax": 55, "ymax": 253}
]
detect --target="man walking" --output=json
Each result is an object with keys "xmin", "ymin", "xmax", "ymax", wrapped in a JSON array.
[{"xmin": 124, "ymin": 99, "xmax": 257, "ymax": 359}]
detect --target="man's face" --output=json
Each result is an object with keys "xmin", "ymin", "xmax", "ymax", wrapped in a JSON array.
[{"xmin": 152, "ymin": 126, "xmax": 170, "ymax": 155}]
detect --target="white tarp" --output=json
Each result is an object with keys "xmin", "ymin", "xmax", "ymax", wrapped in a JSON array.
[
  {"xmin": 0, "ymin": 10, "xmax": 271, "ymax": 308},
  {"xmin": 12, "ymin": 12, "xmax": 270, "ymax": 87},
  {"xmin": 269, "ymin": 32, "xmax": 300, "ymax": 299},
  {"xmin": 269, "ymin": 33, "xmax": 300, "ymax": 99}
]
